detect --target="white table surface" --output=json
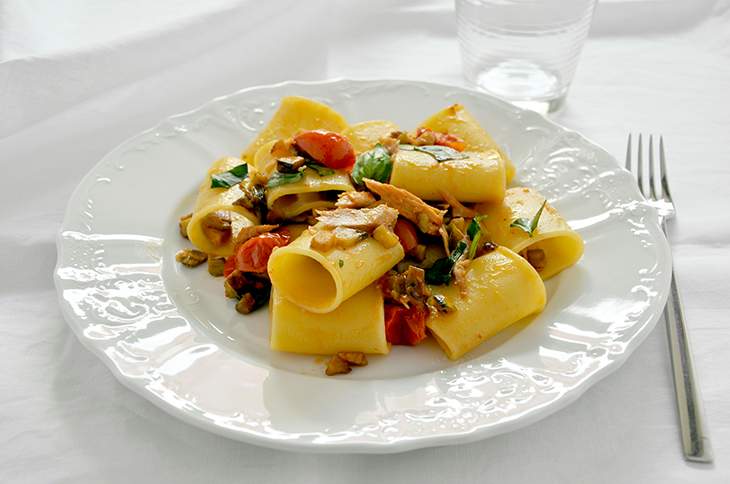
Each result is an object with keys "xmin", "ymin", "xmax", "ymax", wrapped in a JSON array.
[{"xmin": 1, "ymin": 0, "xmax": 728, "ymax": 482}]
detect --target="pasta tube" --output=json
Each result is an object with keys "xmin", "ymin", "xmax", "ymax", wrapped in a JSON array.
[
  {"xmin": 477, "ymin": 187, "xmax": 584, "ymax": 279},
  {"xmin": 187, "ymin": 157, "xmax": 259, "ymax": 257},
  {"xmin": 241, "ymin": 96, "xmax": 349, "ymax": 163},
  {"xmin": 343, "ymin": 120, "xmax": 400, "ymax": 154},
  {"xmin": 252, "ymin": 139, "xmax": 280, "ymax": 175},
  {"xmin": 389, "ymin": 149, "xmax": 506, "ymax": 203},
  {"xmin": 420, "ymin": 104, "xmax": 516, "ymax": 184},
  {"xmin": 267, "ymin": 169, "xmax": 355, "ymax": 219},
  {"xmin": 269, "ymin": 284, "xmax": 389, "ymax": 355},
  {"xmin": 267, "ymin": 228, "xmax": 404, "ymax": 313},
  {"xmin": 427, "ymin": 247, "xmax": 546, "ymax": 360},
  {"xmin": 252, "ymin": 141, "xmax": 355, "ymax": 219}
]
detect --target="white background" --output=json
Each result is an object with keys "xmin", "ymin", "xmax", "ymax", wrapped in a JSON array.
[{"xmin": 1, "ymin": 0, "xmax": 729, "ymax": 482}]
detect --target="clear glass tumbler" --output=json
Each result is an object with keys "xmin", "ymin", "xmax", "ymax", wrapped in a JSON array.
[{"xmin": 456, "ymin": 0, "xmax": 597, "ymax": 113}]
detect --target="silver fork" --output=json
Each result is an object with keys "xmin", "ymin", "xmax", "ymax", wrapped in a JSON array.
[{"xmin": 626, "ymin": 134, "xmax": 713, "ymax": 463}]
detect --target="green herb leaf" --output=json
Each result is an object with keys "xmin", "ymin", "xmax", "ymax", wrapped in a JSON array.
[
  {"xmin": 210, "ymin": 163, "xmax": 249, "ymax": 188},
  {"xmin": 351, "ymin": 144, "xmax": 392, "ymax": 185},
  {"xmin": 307, "ymin": 163, "xmax": 335, "ymax": 177},
  {"xmin": 468, "ymin": 232, "xmax": 481, "ymax": 259},
  {"xmin": 510, "ymin": 200, "xmax": 547, "ymax": 237},
  {"xmin": 338, "ymin": 259, "xmax": 344, "ymax": 268},
  {"xmin": 466, "ymin": 215, "xmax": 486, "ymax": 240},
  {"xmin": 413, "ymin": 145, "xmax": 468, "ymax": 162},
  {"xmin": 466, "ymin": 215, "xmax": 487, "ymax": 259},
  {"xmin": 425, "ymin": 241, "xmax": 467, "ymax": 285},
  {"xmin": 267, "ymin": 171, "xmax": 304, "ymax": 189}
]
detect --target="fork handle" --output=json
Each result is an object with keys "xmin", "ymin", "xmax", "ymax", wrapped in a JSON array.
[{"xmin": 663, "ymin": 223, "xmax": 713, "ymax": 462}]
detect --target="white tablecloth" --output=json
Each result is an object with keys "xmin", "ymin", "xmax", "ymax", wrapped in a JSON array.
[{"xmin": 1, "ymin": 0, "xmax": 729, "ymax": 482}]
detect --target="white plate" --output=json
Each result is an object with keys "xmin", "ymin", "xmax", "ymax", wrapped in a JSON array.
[{"xmin": 54, "ymin": 79, "xmax": 671, "ymax": 453}]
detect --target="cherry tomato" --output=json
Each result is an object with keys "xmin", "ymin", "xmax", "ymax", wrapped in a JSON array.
[
  {"xmin": 384, "ymin": 304, "xmax": 428, "ymax": 346},
  {"xmin": 415, "ymin": 127, "xmax": 466, "ymax": 152},
  {"xmin": 435, "ymin": 133, "xmax": 466, "ymax": 152},
  {"xmin": 223, "ymin": 255, "xmax": 237, "ymax": 277},
  {"xmin": 292, "ymin": 130, "xmax": 356, "ymax": 169},
  {"xmin": 233, "ymin": 232, "xmax": 291, "ymax": 274},
  {"xmin": 393, "ymin": 219, "xmax": 418, "ymax": 252}
]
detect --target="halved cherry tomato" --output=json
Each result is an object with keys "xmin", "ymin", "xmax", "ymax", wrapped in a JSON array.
[
  {"xmin": 384, "ymin": 303, "xmax": 428, "ymax": 346},
  {"xmin": 435, "ymin": 133, "xmax": 466, "ymax": 152},
  {"xmin": 224, "ymin": 228, "xmax": 292, "ymax": 277},
  {"xmin": 415, "ymin": 127, "xmax": 466, "ymax": 152},
  {"xmin": 292, "ymin": 130, "xmax": 356, "ymax": 169},
  {"xmin": 223, "ymin": 255, "xmax": 237, "ymax": 277},
  {"xmin": 393, "ymin": 219, "xmax": 418, "ymax": 253},
  {"xmin": 232, "ymin": 232, "xmax": 291, "ymax": 274}
]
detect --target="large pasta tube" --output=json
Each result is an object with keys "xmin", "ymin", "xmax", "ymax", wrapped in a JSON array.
[
  {"xmin": 343, "ymin": 120, "xmax": 400, "ymax": 154},
  {"xmin": 420, "ymin": 104, "xmax": 516, "ymax": 184},
  {"xmin": 252, "ymin": 139, "xmax": 280, "ymax": 175},
  {"xmin": 427, "ymin": 247, "xmax": 546, "ymax": 360},
  {"xmin": 241, "ymin": 96, "xmax": 349, "ymax": 163},
  {"xmin": 267, "ymin": 169, "xmax": 355, "ymax": 219},
  {"xmin": 268, "ymin": 192, "xmax": 335, "ymax": 220},
  {"xmin": 187, "ymin": 157, "xmax": 259, "ymax": 257},
  {"xmin": 269, "ymin": 284, "xmax": 389, "ymax": 355},
  {"xmin": 477, "ymin": 187, "xmax": 584, "ymax": 280},
  {"xmin": 389, "ymin": 149, "xmax": 506, "ymax": 203},
  {"xmin": 267, "ymin": 229, "xmax": 404, "ymax": 313}
]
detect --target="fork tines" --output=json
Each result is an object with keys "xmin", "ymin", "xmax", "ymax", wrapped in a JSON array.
[{"xmin": 625, "ymin": 134, "xmax": 673, "ymax": 204}]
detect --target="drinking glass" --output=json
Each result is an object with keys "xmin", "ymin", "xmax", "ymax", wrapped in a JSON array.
[{"xmin": 456, "ymin": 0, "xmax": 597, "ymax": 113}]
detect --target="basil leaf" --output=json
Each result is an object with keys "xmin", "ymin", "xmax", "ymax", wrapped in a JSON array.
[
  {"xmin": 468, "ymin": 232, "xmax": 481, "ymax": 259},
  {"xmin": 210, "ymin": 163, "xmax": 249, "ymax": 188},
  {"xmin": 510, "ymin": 200, "xmax": 547, "ymax": 237},
  {"xmin": 466, "ymin": 215, "xmax": 486, "ymax": 240},
  {"xmin": 425, "ymin": 241, "xmax": 467, "ymax": 285},
  {"xmin": 413, "ymin": 145, "xmax": 468, "ymax": 162},
  {"xmin": 466, "ymin": 215, "xmax": 487, "ymax": 258},
  {"xmin": 307, "ymin": 163, "xmax": 335, "ymax": 177},
  {"xmin": 267, "ymin": 171, "xmax": 304, "ymax": 188},
  {"xmin": 351, "ymin": 144, "xmax": 392, "ymax": 185},
  {"xmin": 466, "ymin": 215, "xmax": 486, "ymax": 259}
]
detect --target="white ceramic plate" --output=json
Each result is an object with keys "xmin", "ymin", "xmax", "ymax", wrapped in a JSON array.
[{"xmin": 55, "ymin": 79, "xmax": 671, "ymax": 453}]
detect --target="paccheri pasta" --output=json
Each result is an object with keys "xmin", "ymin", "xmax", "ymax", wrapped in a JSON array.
[
  {"xmin": 176, "ymin": 96, "xmax": 584, "ymax": 373},
  {"xmin": 270, "ymin": 283, "xmax": 389, "ymax": 355},
  {"xmin": 477, "ymin": 187, "xmax": 584, "ymax": 280},
  {"xmin": 187, "ymin": 156, "xmax": 261, "ymax": 257}
]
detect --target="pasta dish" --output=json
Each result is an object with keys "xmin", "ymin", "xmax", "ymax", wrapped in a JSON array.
[{"xmin": 175, "ymin": 96, "xmax": 584, "ymax": 375}]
